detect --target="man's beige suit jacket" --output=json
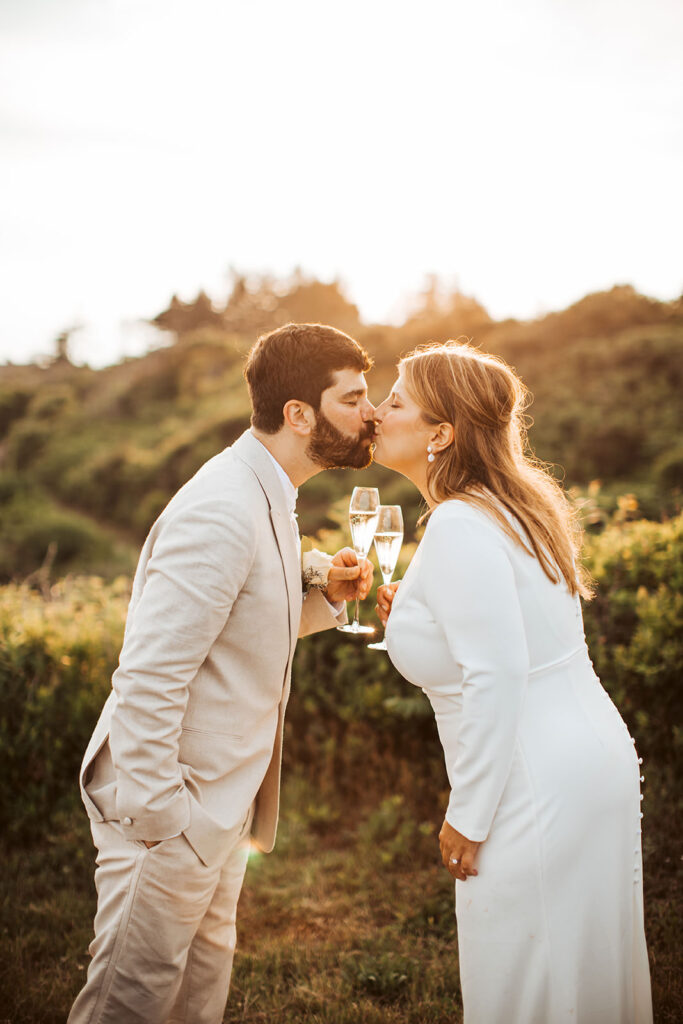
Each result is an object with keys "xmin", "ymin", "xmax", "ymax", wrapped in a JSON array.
[{"xmin": 79, "ymin": 430, "xmax": 345, "ymax": 865}]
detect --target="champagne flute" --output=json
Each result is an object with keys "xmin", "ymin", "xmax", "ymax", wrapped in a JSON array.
[
  {"xmin": 337, "ymin": 486, "xmax": 380, "ymax": 635},
  {"xmin": 368, "ymin": 505, "xmax": 403, "ymax": 651}
]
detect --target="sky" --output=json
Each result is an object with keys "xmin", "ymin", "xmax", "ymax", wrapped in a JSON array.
[{"xmin": 1, "ymin": 0, "xmax": 682, "ymax": 367}]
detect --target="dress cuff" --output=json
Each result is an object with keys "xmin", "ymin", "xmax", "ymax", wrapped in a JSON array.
[{"xmin": 445, "ymin": 805, "xmax": 489, "ymax": 844}]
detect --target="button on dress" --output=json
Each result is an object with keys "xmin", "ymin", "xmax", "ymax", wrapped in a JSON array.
[{"xmin": 385, "ymin": 499, "xmax": 652, "ymax": 1024}]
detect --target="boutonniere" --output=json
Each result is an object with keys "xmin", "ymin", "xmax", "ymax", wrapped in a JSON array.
[{"xmin": 301, "ymin": 541, "xmax": 333, "ymax": 591}]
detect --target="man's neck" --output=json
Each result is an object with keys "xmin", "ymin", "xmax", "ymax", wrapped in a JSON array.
[{"xmin": 250, "ymin": 428, "xmax": 318, "ymax": 488}]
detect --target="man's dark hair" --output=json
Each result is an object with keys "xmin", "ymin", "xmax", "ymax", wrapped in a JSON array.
[{"xmin": 244, "ymin": 322, "xmax": 373, "ymax": 434}]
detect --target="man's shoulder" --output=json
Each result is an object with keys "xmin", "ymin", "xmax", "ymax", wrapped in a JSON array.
[{"xmin": 163, "ymin": 446, "xmax": 267, "ymax": 521}]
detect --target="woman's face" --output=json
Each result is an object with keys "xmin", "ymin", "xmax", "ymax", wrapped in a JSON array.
[{"xmin": 373, "ymin": 371, "xmax": 433, "ymax": 476}]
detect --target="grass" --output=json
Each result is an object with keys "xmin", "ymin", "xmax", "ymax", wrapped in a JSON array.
[
  {"xmin": 0, "ymin": 798, "xmax": 463, "ymax": 1024},
  {"xmin": 227, "ymin": 842, "xmax": 463, "ymax": 1024},
  {"xmin": 1, "ymin": 761, "xmax": 680, "ymax": 1024}
]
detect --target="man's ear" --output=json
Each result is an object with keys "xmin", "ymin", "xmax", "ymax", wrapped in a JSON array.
[
  {"xmin": 283, "ymin": 399, "xmax": 316, "ymax": 436},
  {"xmin": 429, "ymin": 421, "xmax": 454, "ymax": 453}
]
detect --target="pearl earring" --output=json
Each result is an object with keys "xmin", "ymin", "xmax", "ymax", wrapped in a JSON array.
[{"xmin": 427, "ymin": 445, "xmax": 435, "ymax": 463}]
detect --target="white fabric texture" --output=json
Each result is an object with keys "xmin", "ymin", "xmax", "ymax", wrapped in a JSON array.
[{"xmin": 385, "ymin": 498, "xmax": 652, "ymax": 1024}]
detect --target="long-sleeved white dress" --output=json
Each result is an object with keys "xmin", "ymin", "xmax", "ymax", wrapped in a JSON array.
[{"xmin": 385, "ymin": 498, "xmax": 653, "ymax": 1024}]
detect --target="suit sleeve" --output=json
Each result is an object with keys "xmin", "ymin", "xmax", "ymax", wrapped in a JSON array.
[
  {"xmin": 298, "ymin": 546, "xmax": 347, "ymax": 636},
  {"xmin": 110, "ymin": 498, "xmax": 256, "ymax": 841},
  {"xmin": 298, "ymin": 589, "xmax": 347, "ymax": 637},
  {"xmin": 420, "ymin": 512, "xmax": 530, "ymax": 842}
]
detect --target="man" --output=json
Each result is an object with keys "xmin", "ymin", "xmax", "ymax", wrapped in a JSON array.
[{"xmin": 69, "ymin": 323, "xmax": 376, "ymax": 1024}]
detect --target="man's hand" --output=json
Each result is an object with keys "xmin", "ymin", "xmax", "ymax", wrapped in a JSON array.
[
  {"xmin": 325, "ymin": 547, "xmax": 373, "ymax": 603},
  {"xmin": 376, "ymin": 581, "xmax": 400, "ymax": 627},
  {"xmin": 439, "ymin": 818, "xmax": 481, "ymax": 882}
]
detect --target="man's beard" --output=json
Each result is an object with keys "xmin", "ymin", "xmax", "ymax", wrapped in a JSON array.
[{"xmin": 306, "ymin": 410, "xmax": 375, "ymax": 469}]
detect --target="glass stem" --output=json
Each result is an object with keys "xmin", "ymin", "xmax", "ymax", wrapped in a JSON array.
[
  {"xmin": 352, "ymin": 548, "xmax": 364, "ymax": 628},
  {"xmin": 381, "ymin": 571, "xmax": 393, "ymax": 640}
]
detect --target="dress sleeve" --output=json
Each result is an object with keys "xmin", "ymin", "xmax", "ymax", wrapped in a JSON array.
[{"xmin": 419, "ymin": 509, "xmax": 530, "ymax": 842}]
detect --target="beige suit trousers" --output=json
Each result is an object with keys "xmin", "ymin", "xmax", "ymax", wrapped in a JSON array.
[{"xmin": 68, "ymin": 812, "xmax": 252, "ymax": 1024}]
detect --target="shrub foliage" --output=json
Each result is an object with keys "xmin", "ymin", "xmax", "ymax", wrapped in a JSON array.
[{"xmin": 1, "ymin": 514, "xmax": 680, "ymax": 841}]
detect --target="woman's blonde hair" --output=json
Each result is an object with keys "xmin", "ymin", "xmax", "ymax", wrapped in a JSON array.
[{"xmin": 400, "ymin": 340, "xmax": 593, "ymax": 599}]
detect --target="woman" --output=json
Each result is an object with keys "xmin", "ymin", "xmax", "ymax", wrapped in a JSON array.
[{"xmin": 373, "ymin": 341, "xmax": 652, "ymax": 1024}]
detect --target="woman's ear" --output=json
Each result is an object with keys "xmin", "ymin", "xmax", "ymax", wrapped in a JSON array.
[
  {"xmin": 430, "ymin": 421, "xmax": 454, "ymax": 453},
  {"xmin": 282, "ymin": 399, "xmax": 316, "ymax": 436}
]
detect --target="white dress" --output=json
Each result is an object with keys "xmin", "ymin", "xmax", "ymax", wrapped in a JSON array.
[{"xmin": 385, "ymin": 499, "xmax": 653, "ymax": 1024}]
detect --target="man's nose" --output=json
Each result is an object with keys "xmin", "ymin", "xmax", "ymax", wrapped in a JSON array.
[{"xmin": 361, "ymin": 399, "xmax": 376, "ymax": 420}]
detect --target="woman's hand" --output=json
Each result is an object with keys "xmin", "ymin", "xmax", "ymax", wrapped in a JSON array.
[
  {"xmin": 439, "ymin": 819, "xmax": 481, "ymax": 882},
  {"xmin": 376, "ymin": 581, "xmax": 400, "ymax": 627}
]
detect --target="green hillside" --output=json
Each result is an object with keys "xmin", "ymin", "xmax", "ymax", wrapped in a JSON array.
[
  {"xmin": 1, "ymin": 282, "xmax": 681, "ymax": 581},
  {"xmin": 1, "ymin": 280, "xmax": 682, "ymax": 1020}
]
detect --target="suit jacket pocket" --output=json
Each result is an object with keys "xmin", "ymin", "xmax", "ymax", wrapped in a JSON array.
[
  {"xmin": 81, "ymin": 740, "xmax": 119, "ymax": 821},
  {"xmin": 178, "ymin": 726, "xmax": 244, "ymax": 783}
]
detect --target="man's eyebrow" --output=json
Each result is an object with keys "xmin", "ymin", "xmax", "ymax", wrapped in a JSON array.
[{"xmin": 339, "ymin": 388, "xmax": 367, "ymax": 399}]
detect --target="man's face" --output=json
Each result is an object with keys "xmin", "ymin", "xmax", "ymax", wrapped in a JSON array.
[{"xmin": 306, "ymin": 369, "xmax": 376, "ymax": 469}]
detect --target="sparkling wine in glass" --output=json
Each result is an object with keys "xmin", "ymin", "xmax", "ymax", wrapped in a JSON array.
[
  {"xmin": 337, "ymin": 486, "xmax": 380, "ymax": 635},
  {"xmin": 368, "ymin": 504, "xmax": 404, "ymax": 651}
]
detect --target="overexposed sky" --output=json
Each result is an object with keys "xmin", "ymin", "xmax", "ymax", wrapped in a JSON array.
[{"xmin": 1, "ymin": 0, "xmax": 682, "ymax": 366}]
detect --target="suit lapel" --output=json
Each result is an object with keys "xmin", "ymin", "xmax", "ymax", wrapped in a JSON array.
[
  {"xmin": 268, "ymin": 507, "xmax": 303, "ymax": 658},
  {"xmin": 232, "ymin": 431, "xmax": 302, "ymax": 659}
]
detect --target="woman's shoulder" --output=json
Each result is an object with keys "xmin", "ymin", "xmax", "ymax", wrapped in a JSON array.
[
  {"xmin": 424, "ymin": 497, "xmax": 511, "ymax": 546},
  {"xmin": 429, "ymin": 497, "xmax": 502, "ymax": 529}
]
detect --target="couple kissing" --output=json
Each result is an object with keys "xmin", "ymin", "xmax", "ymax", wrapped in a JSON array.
[{"xmin": 69, "ymin": 323, "xmax": 652, "ymax": 1024}]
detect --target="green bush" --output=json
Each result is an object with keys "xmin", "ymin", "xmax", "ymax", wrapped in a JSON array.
[
  {"xmin": 0, "ymin": 388, "xmax": 32, "ymax": 438},
  {"xmin": 0, "ymin": 470, "xmax": 23, "ymax": 505},
  {"xmin": 5, "ymin": 419, "xmax": 53, "ymax": 470},
  {"xmin": 654, "ymin": 444, "xmax": 683, "ymax": 493},
  {"xmin": 356, "ymin": 794, "xmax": 436, "ymax": 868},
  {"xmin": 0, "ymin": 578, "xmax": 128, "ymax": 841},
  {"xmin": 583, "ymin": 514, "xmax": 683, "ymax": 769},
  {"xmin": 0, "ymin": 512, "xmax": 680, "ymax": 843},
  {"xmin": 28, "ymin": 384, "xmax": 75, "ymax": 420},
  {"xmin": 2, "ymin": 317, "xmax": 682, "ymax": 555},
  {"xmin": 0, "ymin": 490, "xmax": 134, "ymax": 581},
  {"xmin": 286, "ymin": 561, "xmax": 446, "ymax": 821}
]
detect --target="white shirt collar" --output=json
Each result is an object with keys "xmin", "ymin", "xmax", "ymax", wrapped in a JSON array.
[{"xmin": 252, "ymin": 436, "xmax": 298, "ymax": 514}]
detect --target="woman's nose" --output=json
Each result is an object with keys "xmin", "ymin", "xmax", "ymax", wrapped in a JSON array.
[{"xmin": 362, "ymin": 399, "xmax": 376, "ymax": 420}]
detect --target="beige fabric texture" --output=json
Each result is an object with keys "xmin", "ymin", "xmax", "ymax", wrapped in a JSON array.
[
  {"xmin": 79, "ymin": 430, "xmax": 345, "ymax": 863},
  {"xmin": 69, "ymin": 430, "xmax": 346, "ymax": 1022},
  {"xmin": 67, "ymin": 816, "xmax": 252, "ymax": 1024}
]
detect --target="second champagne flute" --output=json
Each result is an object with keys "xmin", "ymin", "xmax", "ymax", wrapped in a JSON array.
[
  {"xmin": 337, "ymin": 486, "xmax": 380, "ymax": 635},
  {"xmin": 368, "ymin": 505, "xmax": 404, "ymax": 651}
]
